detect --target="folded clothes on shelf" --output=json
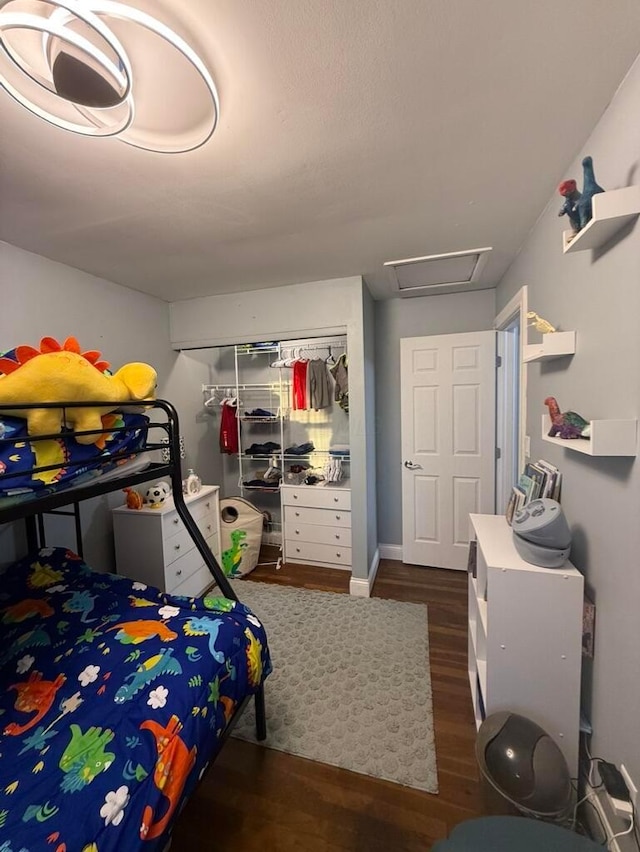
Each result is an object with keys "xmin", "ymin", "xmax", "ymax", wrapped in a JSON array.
[
  {"xmin": 243, "ymin": 479, "xmax": 280, "ymax": 489},
  {"xmin": 329, "ymin": 444, "xmax": 350, "ymax": 456},
  {"xmin": 244, "ymin": 441, "xmax": 281, "ymax": 455},
  {"xmin": 284, "ymin": 442, "xmax": 315, "ymax": 455},
  {"xmin": 245, "ymin": 408, "xmax": 275, "ymax": 418}
]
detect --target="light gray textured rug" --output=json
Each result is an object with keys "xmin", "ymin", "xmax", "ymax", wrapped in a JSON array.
[{"xmin": 231, "ymin": 581, "xmax": 438, "ymax": 793}]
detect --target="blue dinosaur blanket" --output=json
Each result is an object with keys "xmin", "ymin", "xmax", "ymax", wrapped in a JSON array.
[
  {"xmin": 0, "ymin": 547, "xmax": 271, "ymax": 851},
  {"xmin": 0, "ymin": 412, "xmax": 149, "ymax": 505}
]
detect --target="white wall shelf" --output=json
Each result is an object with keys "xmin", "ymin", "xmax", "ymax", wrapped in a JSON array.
[
  {"xmin": 562, "ymin": 186, "xmax": 640, "ymax": 253},
  {"xmin": 542, "ymin": 414, "xmax": 637, "ymax": 456},
  {"xmin": 523, "ymin": 331, "xmax": 576, "ymax": 362}
]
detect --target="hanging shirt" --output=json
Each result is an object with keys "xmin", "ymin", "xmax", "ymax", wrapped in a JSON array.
[
  {"xmin": 330, "ymin": 353, "xmax": 349, "ymax": 413},
  {"xmin": 220, "ymin": 401, "xmax": 239, "ymax": 454},
  {"xmin": 308, "ymin": 359, "xmax": 332, "ymax": 410},
  {"xmin": 292, "ymin": 360, "xmax": 308, "ymax": 410}
]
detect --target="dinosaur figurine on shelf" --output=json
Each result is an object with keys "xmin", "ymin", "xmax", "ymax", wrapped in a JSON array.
[
  {"xmin": 527, "ymin": 312, "xmax": 557, "ymax": 335},
  {"xmin": 544, "ymin": 397, "xmax": 591, "ymax": 440},
  {"xmin": 557, "ymin": 179, "xmax": 582, "ymax": 234},
  {"xmin": 577, "ymin": 156, "xmax": 605, "ymax": 230}
]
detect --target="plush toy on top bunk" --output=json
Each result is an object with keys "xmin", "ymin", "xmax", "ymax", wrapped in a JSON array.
[{"xmin": 0, "ymin": 336, "xmax": 157, "ymax": 445}]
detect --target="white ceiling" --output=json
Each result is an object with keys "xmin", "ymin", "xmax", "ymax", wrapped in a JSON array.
[{"xmin": 2, "ymin": 0, "xmax": 640, "ymax": 302}]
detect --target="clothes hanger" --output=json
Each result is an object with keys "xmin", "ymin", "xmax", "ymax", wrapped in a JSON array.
[{"xmin": 325, "ymin": 345, "xmax": 336, "ymax": 365}]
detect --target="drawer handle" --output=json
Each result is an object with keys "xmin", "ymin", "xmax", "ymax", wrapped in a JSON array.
[
  {"xmin": 293, "ymin": 494, "xmax": 299, "ymax": 500},
  {"xmin": 296, "ymin": 547, "xmax": 301, "ymax": 553},
  {"xmin": 335, "ymin": 514, "xmax": 341, "ymax": 520},
  {"xmin": 176, "ymin": 569, "xmax": 182, "ymax": 576},
  {"xmin": 173, "ymin": 518, "xmax": 179, "ymax": 525},
  {"xmin": 295, "ymin": 511, "xmax": 300, "ymax": 517},
  {"xmin": 207, "ymin": 524, "xmax": 212, "ymax": 532},
  {"xmin": 174, "ymin": 544, "xmax": 181, "ymax": 551},
  {"xmin": 336, "ymin": 552, "xmax": 341, "ymax": 558},
  {"xmin": 335, "ymin": 534, "xmax": 340, "ymax": 540},
  {"xmin": 295, "ymin": 529, "xmax": 300, "ymax": 535},
  {"xmin": 206, "ymin": 502, "xmax": 211, "ymax": 509},
  {"xmin": 334, "ymin": 497, "xmax": 339, "ymax": 503}
]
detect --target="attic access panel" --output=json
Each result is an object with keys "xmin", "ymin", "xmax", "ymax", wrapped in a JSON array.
[{"xmin": 385, "ymin": 247, "xmax": 492, "ymax": 297}]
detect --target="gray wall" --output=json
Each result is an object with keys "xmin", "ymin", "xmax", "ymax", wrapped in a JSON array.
[
  {"xmin": 0, "ymin": 241, "xmax": 174, "ymax": 570},
  {"xmin": 496, "ymin": 56, "xmax": 640, "ymax": 784},
  {"xmin": 169, "ymin": 276, "xmax": 376, "ymax": 580},
  {"xmin": 374, "ymin": 289, "xmax": 496, "ymax": 545}
]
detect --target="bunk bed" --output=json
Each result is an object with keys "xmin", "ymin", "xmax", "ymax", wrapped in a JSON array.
[{"xmin": 0, "ymin": 399, "xmax": 270, "ymax": 852}]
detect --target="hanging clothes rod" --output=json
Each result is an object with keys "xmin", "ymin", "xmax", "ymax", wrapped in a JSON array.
[
  {"xmin": 279, "ymin": 335, "xmax": 347, "ymax": 350},
  {"xmin": 202, "ymin": 382, "xmax": 288, "ymax": 392}
]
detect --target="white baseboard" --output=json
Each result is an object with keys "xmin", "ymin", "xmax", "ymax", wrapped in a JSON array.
[
  {"xmin": 378, "ymin": 543, "xmax": 403, "ymax": 561},
  {"xmin": 349, "ymin": 548, "xmax": 380, "ymax": 597}
]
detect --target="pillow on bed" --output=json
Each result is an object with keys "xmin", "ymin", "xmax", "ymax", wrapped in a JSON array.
[{"xmin": 0, "ymin": 336, "xmax": 156, "ymax": 445}]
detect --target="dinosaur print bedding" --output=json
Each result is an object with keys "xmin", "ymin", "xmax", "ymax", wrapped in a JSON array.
[
  {"xmin": 0, "ymin": 411, "xmax": 149, "ymax": 508},
  {"xmin": 0, "ymin": 546, "xmax": 271, "ymax": 851}
]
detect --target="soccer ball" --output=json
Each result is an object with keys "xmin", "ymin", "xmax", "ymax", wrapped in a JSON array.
[{"xmin": 144, "ymin": 481, "xmax": 171, "ymax": 508}]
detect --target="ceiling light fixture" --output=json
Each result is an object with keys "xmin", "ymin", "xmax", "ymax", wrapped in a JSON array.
[{"xmin": 0, "ymin": 0, "xmax": 219, "ymax": 152}]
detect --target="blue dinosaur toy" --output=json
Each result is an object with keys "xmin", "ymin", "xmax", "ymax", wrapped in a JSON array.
[{"xmin": 577, "ymin": 156, "xmax": 605, "ymax": 229}]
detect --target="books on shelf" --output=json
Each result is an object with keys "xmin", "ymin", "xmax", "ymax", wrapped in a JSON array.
[{"xmin": 506, "ymin": 459, "xmax": 562, "ymax": 524}]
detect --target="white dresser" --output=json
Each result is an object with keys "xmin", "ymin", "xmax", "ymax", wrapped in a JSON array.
[
  {"xmin": 281, "ymin": 483, "xmax": 351, "ymax": 570},
  {"xmin": 112, "ymin": 485, "xmax": 221, "ymax": 596}
]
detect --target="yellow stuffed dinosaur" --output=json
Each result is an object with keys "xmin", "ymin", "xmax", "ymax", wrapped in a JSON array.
[{"xmin": 0, "ymin": 337, "xmax": 157, "ymax": 445}]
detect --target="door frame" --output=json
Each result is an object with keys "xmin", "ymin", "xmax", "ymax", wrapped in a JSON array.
[{"xmin": 494, "ymin": 285, "xmax": 528, "ymax": 512}]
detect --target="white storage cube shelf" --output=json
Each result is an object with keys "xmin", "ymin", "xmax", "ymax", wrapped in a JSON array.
[
  {"xmin": 468, "ymin": 514, "xmax": 584, "ymax": 776},
  {"xmin": 541, "ymin": 414, "xmax": 637, "ymax": 456},
  {"xmin": 562, "ymin": 186, "xmax": 640, "ymax": 253}
]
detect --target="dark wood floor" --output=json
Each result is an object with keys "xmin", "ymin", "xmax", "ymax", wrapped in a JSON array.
[{"xmin": 171, "ymin": 558, "xmax": 480, "ymax": 851}]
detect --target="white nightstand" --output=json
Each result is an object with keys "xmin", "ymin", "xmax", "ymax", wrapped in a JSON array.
[{"xmin": 112, "ymin": 485, "xmax": 221, "ymax": 596}]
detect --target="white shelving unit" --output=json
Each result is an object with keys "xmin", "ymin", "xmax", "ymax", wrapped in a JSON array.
[
  {"xmin": 523, "ymin": 331, "xmax": 576, "ymax": 363},
  {"xmin": 468, "ymin": 514, "xmax": 584, "ymax": 776},
  {"xmin": 541, "ymin": 414, "xmax": 637, "ymax": 456},
  {"xmin": 562, "ymin": 186, "xmax": 640, "ymax": 253}
]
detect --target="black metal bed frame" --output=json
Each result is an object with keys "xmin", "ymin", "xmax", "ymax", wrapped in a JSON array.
[{"xmin": 0, "ymin": 398, "xmax": 266, "ymax": 742}]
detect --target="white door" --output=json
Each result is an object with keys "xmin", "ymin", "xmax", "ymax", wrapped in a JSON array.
[{"xmin": 401, "ymin": 331, "xmax": 496, "ymax": 569}]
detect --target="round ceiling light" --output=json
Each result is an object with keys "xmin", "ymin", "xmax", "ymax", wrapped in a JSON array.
[{"xmin": 0, "ymin": 0, "xmax": 219, "ymax": 152}]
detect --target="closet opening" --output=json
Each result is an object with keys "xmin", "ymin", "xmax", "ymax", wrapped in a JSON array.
[{"xmin": 194, "ymin": 333, "xmax": 352, "ymax": 574}]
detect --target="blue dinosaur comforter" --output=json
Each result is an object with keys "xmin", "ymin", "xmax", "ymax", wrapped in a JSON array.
[
  {"xmin": 0, "ymin": 412, "xmax": 149, "ymax": 506},
  {"xmin": 0, "ymin": 547, "xmax": 271, "ymax": 851}
]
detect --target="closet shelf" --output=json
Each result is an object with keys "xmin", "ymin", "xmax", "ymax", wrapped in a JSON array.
[
  {"xmin": 541, "ymin": 414, "xmax": 637, "ymax": 456},
  {"xmin": 236, "ymin": 344, "xmax": 279, "ymax": 355},
  {"xmin": 523, "ymin": 331, "xmax": 576, "ymax": 363},
  {"xmin": 562, "ymin": 186, "xmax": 640, "ymax": 253}
]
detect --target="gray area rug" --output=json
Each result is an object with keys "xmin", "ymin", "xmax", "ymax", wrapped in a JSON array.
[{"xmin": 231, "ymin": 581, "xmax": 438, "ymax": 793}]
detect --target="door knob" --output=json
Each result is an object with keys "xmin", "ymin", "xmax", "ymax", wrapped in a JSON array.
[{"xmin": 404, "ymin": 460, "xmax": 423, "ymax": 470}]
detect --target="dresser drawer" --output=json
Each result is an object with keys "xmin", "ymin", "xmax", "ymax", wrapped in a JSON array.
[
  {"xmin": 285, "ymin": 539, "xmax": 352, "ymax": 567},
  {"xmin": 196, "ymin": 513, "xmax": 218, "ymax": 540},
  {"xmin": 163, "ymin": 527, "xmax": 195, "ymax": 565},
  {"xmin": 281, "ymin": 486, "xmax": 351, "ymax": 511},
  {"xmin": 171, "ymin": 561, "xmax": 215, "ymax": 598},
  {"xmin": 288, "ymin": 522, "xmax": 352, "ymax": 547},
  {"xmin": 163, "ymin": 497, "xmax": 218, "ymax": 538},
  {"xmin": 284, "ymin": 505, "xmax": 350, "ymax": 528},
  {"xmin": 164, "ymin": 546, "xmax": 205, "ymax": 591}
]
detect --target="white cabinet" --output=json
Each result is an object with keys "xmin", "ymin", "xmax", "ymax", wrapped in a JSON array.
[
  {"xmin": 282, "ymin": 483, "xmax": 352, "ymax": 570},
  {"xmin": 113, "ymin": 485, "xmax": 221, "ymax": 596},
  {"xmin": 468, "ymin": 513, "xmax": 584, "ymax": 776}
]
